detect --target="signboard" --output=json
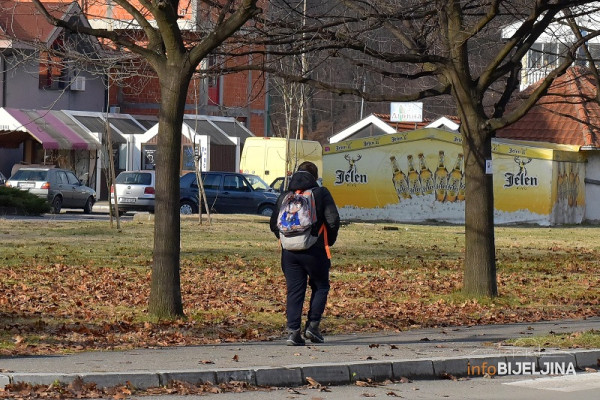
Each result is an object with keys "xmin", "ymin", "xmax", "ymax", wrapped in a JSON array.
[
  {"xmin": 390, "ymin": 102, "xmax": 423, "ymax": 122},
  {"xmin": 323, "ymin": 128, "xmax": 585, "ymax": 225},
  {"xmin": 142, "ymin": 145, "xmax": 157, "ymax": 170}
]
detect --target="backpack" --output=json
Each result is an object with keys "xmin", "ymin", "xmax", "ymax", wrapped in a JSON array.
[{"xmin": 277, "ymin": 189, "xmax": 319, "ymax": 251}]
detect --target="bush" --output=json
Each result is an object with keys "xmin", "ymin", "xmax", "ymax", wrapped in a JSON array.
[{"xmin": 0, "ymin": 186, "xmax": 51, "ymax": 215}]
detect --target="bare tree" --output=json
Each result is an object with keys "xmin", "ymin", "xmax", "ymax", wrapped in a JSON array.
[
  {"xmin": 253, "ymin": 0, "xmax": 600, "ymax": 296},
  {"xmin": 29, "ymin": 0, "xmax": 260, "ymax": 318}
]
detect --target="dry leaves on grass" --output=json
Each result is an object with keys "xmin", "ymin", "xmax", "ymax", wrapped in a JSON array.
[
  {"xmin": 0, "ymin": 219, "xmax": 599, "ymax": 356},
  {"xmin": 0, "ymin": 379, "xmax": 262, "ymax": 399}
]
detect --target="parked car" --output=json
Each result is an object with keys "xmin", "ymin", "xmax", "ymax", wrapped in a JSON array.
[
  {"xmin": 110, "ymin": 170, "xmax": 155, "ymax": 214},
  {"xmin": 270, "ymin": 177, "xmax": 286, "ymax": 193},
  {"xmin": 179, "ymin": 171, "xmax": 278, "ymax": 216},
  {"xmin": 270, "ymin": 176, "xmax": 322, "ymax": 193},
  {"xmin": 0, "ymin": 171, "xmax": 6, "ymax": 186},
  {"xmin": 6, "ymin": 167, "xmax": 96, "ymax": 214}
]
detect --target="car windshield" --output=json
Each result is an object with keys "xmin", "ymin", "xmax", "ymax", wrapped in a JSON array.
[
  {"xmin": 116, "ymin": 172, "xmax": 152, "ymax": 185},
  {"xmin": 10, "ymin": 169, "xmax": 49, "ymax": 181},
  {"xmin": 244, "ymin": 174, "xmax": 270, "ymax": 191}
]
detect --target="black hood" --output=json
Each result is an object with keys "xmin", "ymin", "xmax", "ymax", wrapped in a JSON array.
[{"xmin": 287, "ymin": 170, "xmax": 318, "ymax": 191}]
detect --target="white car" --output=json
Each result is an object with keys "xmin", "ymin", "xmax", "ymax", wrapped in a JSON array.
[{"xmin": 110, "ymin": 170, "xmax": 155, "ymax": 214}]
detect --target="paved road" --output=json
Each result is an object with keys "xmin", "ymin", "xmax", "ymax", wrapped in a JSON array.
[{"xmin": 105, "ymin": 373, "xmax": 600, "ymax": 400}]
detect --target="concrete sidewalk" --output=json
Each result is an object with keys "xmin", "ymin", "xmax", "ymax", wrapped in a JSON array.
[{"xmin": 1, "ymin": 318, "xmax": 599, "ymax": 389}]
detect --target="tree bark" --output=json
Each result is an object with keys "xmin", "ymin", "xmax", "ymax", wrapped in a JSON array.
[
  {"xmin": 148, "ymin": 66, "xmax": 192, "ymax": 318},
  {"xmin": 461, "ymin": 120, "xmax": 498, "ymax": 297}
]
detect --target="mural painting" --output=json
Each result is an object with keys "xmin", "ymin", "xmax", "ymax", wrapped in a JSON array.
[{"xmin": 323, "ymin": 128, "xmax": 585, "ymax": 225}]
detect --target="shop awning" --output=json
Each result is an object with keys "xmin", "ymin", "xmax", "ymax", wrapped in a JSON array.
[
  {"xmin": 132, "ymin": 115, "xmax": 158, "ymax": 130},
  {"xmin": 0, "ymin": 108, "xmax": 101, "ymax": 150},
  {"xmin": 108, "ymin": 116, "xmax": 146, "ymax": 136},
  {"xmin": 68, "ymin": 114, "xmax": 125, "ymax": 144},
  {"xmin": 182, "ymin": 120, "xmax": 234, "ymax": 145},
  {"xmin": 211, "ymin": 120, "xmax": 254, "ymax": 143}
]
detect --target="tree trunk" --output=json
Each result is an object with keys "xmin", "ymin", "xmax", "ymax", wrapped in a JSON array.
[
  {"xmin": 148, "ymin": 67, "xmax": 191, "ymax": 318},
  {"xmin": 462, "ymin": 123, "xmax": 498, "ymax": 297}
]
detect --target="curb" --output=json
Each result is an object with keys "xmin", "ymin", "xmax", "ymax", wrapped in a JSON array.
[{"xmin": 1, "ymin": 350, "xmax": 598, "ymax": 390}]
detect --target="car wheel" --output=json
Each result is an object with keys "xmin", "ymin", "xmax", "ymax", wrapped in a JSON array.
[
  {"xmin": 51, "ymin": 196, "xmax": 62, "ymax": 214},
  {"xmin": 258, "ymin": 204, "xmax": 274, "ymax": 217},
  {"xmin": 83, "ymin": 196, "xmax": 94, "ymax": 214},
  {"xmin": 180, "ymin": 200, "xmax": 196, "ymax": 215}
]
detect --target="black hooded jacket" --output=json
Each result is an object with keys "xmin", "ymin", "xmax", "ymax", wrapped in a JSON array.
[{"xmin": 269, "ymin": 171, "xmax": 340, "ymax": 247}]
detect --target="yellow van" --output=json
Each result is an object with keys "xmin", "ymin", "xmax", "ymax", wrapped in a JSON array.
[{"xmin": 240, "ymin": 137, "xmax": 323, "ymax": 186}]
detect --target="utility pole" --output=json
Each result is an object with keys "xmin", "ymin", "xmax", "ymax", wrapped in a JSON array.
[{"xmin": 298, "ymin": 0, "xmax": 307, "ymax": 140}]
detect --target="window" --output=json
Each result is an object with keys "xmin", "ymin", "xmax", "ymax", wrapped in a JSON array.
[
  {"xmin": 66, "ymin": 172, "xmax": 80, "ymax": 185},
  {"xmin": 587, "ymin": 43, "xmax": 600, "ymax": 67},
  {"xmin": 528, "ymin": 43, "xmax": 543, "ymax": 68},
  {"xmin": 182, "ymin": 145, "xmax": 196, "ymax": 170},
  {"xmin": 116, "ymin": 172, "xmax": 152, "ymax": 185},
  {"xmin": 528, "ymin": 43, "xmax": 564, "ymax": 69},
  {"xmin": 118, "ymin": 144, "xmax": 127, "ymax": 170},
  {"xmin": 38, "ymin": 40, "xmax": 68, "ymax": 90},
  {"xmin": 56, "ymin": 171, "xmax": 68, "ymax": 184},
  {"xmin": 202, "ymin": 174, "xmax": 222, "ymax": 190},
  {"xmin": 223, "ymin": 175, "xmax": 250, "ymax": 191},
  {"xmin": 206, "ymin": 54, "xmax": 221, "ymax": 105}
]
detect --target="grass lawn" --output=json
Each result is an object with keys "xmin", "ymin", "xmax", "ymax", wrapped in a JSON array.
[
  {"xmin": 0, "ymin": 215, "xmax": 598, "ymax": 355},
  {"xmin": 506, "ymin": 330, "xmax": 600, "ymax": 349}
]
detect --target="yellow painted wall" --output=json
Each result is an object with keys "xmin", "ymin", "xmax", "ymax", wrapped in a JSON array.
[{"xmin": 323, "ymin": 128, "xmax": 586, "ymax": 225}]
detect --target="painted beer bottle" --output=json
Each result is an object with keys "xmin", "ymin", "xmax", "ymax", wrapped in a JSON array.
[
  {"xmin": 406, "ymin": 155, "xmax": 422, "ymax": 196},
  {"xmin": 434, "ymin": 150, "xmax": 448, "ymax": 202},
  {"xmin": 418, "ymin": 153, "xmax": 434, "ymax": 195},
  {"xmin": 445, "ymin": 153, "xmax": 464, "ymax": 203},
  {"xmin": 390, "ymin": 156, "xmax": 411, "ymax": 200}
]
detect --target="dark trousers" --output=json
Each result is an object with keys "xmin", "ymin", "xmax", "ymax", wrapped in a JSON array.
[{"xmin": 281, "ymin": 245, "xmax": 331, "ymax": 331}]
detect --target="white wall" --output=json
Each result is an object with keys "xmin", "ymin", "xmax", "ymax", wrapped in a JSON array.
[{"xmin": 584, "ymin": 152, "xmax": 600, "ymax": 223}]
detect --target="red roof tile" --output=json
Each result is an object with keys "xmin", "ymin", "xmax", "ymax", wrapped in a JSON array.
[
  {"xmin": 498, "ymin": 67, "xmax": 600, "ymax": 147},
  {"xmin": 0, "ymin": 1, "xmax": 71, "ymax": 43}
]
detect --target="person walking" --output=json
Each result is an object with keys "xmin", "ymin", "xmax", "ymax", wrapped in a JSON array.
[{"xmin": 270, "ymin": 161, "xmax": 340, "ymax": 346}]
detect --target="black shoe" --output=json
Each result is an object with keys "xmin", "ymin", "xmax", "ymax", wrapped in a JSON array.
[
  {"xmin": 304, "ymin": 321, "xmax": 324, "ymax": 343},
  {"xmin": 286, "ymin": 329, "xmax": 305, "ymax": 346}
]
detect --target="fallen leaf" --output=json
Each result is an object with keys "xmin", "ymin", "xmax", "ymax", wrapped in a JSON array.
[
  {"xmin": 306, "ymin": 376, "xmax": 321, "ymax": 388},
  {"xmin": 369, "ymin": 343, "xmax": 380, "ymax": 348},
  {"xmin": 356, "ymin": 380, "xmax": 376, "ymax": 387},
  {"xmin": 441, "ymin": 372, "xmax": 458, "ymax": 381},
  {"xmin": 199, "ymin": 360, "xmax": 214, "ymax": 364},
  {"xmin": 232, "ymin": 354, "xmax": 239, "ymax": 362}
]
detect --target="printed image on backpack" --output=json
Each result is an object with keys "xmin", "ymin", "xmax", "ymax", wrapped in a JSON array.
[
  {"xmin": 279, "ymin": 194, "xmax": 311, "ymax": 233},
  {"xmin": 277, "ymin": 189, "xmax": 318, "ymax": 251}
]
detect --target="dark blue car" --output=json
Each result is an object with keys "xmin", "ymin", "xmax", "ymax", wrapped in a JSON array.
[{"xmin": 179, "ymin": 171, "xmax": 278, "ymax": 216}]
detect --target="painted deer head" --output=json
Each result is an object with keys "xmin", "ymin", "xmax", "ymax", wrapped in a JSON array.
[
  {"xmin": 514, "ymin": 156, "xmax": 532, "ymax": 175},
  {"xmin": 344, "ymin": 154, "xmax": 362, "ymax": 172}
]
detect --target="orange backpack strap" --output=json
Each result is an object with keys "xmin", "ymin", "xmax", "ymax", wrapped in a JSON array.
[{"xmin": 318, "ymin": 224, "xmax": 331, "ymax": 259}]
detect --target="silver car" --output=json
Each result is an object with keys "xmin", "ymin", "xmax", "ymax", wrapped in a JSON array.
[
  {"xmin": 6, "ymin": 167, "xmax": 96, "ymax": 214},
  {"xmin": 111, "ymin": 170, "xmax": 155, "ymax": 214}
]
